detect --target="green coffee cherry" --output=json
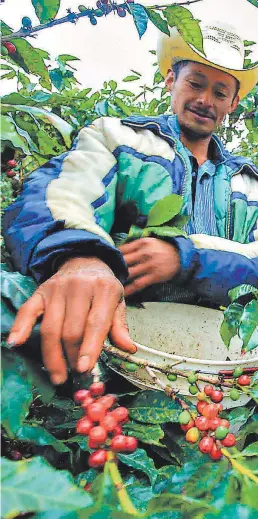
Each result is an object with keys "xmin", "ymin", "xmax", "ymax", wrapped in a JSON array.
[
  {"xmin": 1, "ymin": 45, "xmax": 8, "ymax": 56},
  {"xmin": 189, "ymin": 384, "xmax": 198, "ymax": 395},
  {"xmin": 230, "ymin": 388, "xmax": 240, "ymax": 401},
  {"xmin": 215, "ymin": 426, "xmax": 228, "ymax": 440},
  {"xmin": 187, "ymin": 372, "xmax": 198, "ymax": 384},
  {"xmin": 78, "ymin": 5, "xmax": 87, "ymax": 11},
  {"xmin": 233, "ymin": 367, "xmax": 243, "ymax": 378},
  {"xmin": 167, "ymin": 373, "xmax": 177, "ymax": 382},
  {"xmin": 111, "ymin": 357, "xmax": 121, "ymax": 367},
  {"xmin": 123, "ymin": 362, "xmax": 138, "ymax": 373},
  {"xmin": 179, "ymin": 410, "xmax": 191, "ymax": 425}
]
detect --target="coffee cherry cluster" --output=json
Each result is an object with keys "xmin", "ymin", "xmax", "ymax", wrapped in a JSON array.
[
  {"xmin": 3, "ymin": 159, "xmax": 19, "ymax": 178},
  {"xmin": 74, "ymin": 382, "xmax": 138, "ymax": 468},
  {"xmin": 179, "ymin": 385, "xmax": 236, "ymax": 460}
]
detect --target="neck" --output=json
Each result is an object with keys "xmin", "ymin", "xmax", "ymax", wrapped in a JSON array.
[{"xmin": 180, "ymin": 132, "xmax": 211, "ymax": 166}]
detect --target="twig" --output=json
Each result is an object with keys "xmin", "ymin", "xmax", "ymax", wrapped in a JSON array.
[
  {"xmin": 107, "ymin": 451, "xmax": 139, "ymax": 516},
  {"xmin": 221, "ymin": 448, "xmax": 258, "ymax": 484},
  {"xmin": 147, "ymin": 0, "xmax": 203, "ymax": 8},
  {"xmin": 145, "ymin": 365, "xmax": 190, "ymax": 410}
]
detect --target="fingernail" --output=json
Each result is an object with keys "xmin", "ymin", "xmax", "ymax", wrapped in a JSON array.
[
  {"xmin": 5, "ymin": 341, "xmax": 17, "ymax": 349},
  {"xmin": 7, "ymin": 333, "xmax": 18, "ymax": 346},
  {"xmin": 51, "ymin": 373, "xmax": 66, "ymax": 385},
  {"xmin": 78, "ymin": 355, "xmax": 90, "ymax": 372}
]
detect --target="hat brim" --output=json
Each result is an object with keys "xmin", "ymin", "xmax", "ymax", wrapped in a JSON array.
[{"xmin": 157, "ymin": 27, "xmax": 258, "ymax": 100}]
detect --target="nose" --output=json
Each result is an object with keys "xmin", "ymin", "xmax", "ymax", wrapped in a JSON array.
[{"xmin": 196, "ymin": 89, "xmax": 213, "ymax": 107}]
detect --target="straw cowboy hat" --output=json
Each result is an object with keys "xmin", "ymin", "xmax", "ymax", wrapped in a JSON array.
[{"xmin": 157, "ymin": 21, "xmax": 258, "ymax": 99}]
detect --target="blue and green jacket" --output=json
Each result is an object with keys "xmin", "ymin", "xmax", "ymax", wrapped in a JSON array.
[{"xmin": 3, "ymin": 115, "xmax": 258, "ymax": 306}]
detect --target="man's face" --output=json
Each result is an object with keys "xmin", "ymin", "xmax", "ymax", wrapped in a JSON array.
[{"xmin": 165, "ymin": 62, "xmax": 239, "ymax": 140}]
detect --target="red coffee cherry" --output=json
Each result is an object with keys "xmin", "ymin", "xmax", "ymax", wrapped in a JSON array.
[
  {"xmin": 209, "ymin": 443, "xmax": 223, "ymax": 460},
  {"xmin": 88, "ymin": 426, "xmax": 107, "ymax": 446},
  {"xmin": 181, "ymin": 418, "xmax": 195, "ymax": 432},
  {"xmin": 74, "ymin": 389, "xmax": 90, "ymax": 403},
  {"xmin": 237, "ymin": 375, "xmax": 251, "ymax": 386},
  {"xmin": 208, "ymin": 417, "xmax": 222, "ymax": 431},
  {"xmin": 204, "ymin": 385, "xmax": 213, "ymax": 396},
  {"xmin": 197, "ymin": 401, "xmax": 208, "ymax": 415},
  {"xmin": 100, "ymin": 413, "xmax": 118, "ymax": 433},
  {"xmin": 10, "ymin": 450, "xmax": 23, "ymax": 460},
  {"xmin": 87, "ymin": 402, "xmax": 106, "ymax": 422},
  {"xmin": 221, "ymin": 433, "xmax": 236, "ymax": 447},
  {"xmin": 111, "ymin": 435, "xmax": 128, "ymax": 452},
  {"xmin": 220, "ymin": 419, "xmax": 230, "ymax": 429},
  {"xmin": 90, "ymin": 382, "xmax": 105, "ymax": 397},
  {"xmin": 202, "ymin": 404, "xmax": 219, "ymax": 419},
  {"xmin": 211, "ymin": 390, "xmax": 223, "ymax": 403},
  {"xmin": 195, "ymin": 416, "xmax": 210, "ymax": 431},
  {"xmin": 3, "ymin": 42, "xmax": 16, "ymax": 54},
  {"xmin": 76, "ymin": 417, "xmax": 92, "ymax": 435},
  {"xmin": 6, "ymin": 170, "xmax": 16, "ymax": 178},
  {"xmin": 7, "ymin": 159, "xmax": 17, "ymax": 168},
  {"xmin": 81, "ymin": 396, "xmax": 95, "ymax": 409},
  {"xmin": 113, "ymin": 425, "xmax": 123, "ymax": 435},
  {"xmin": 199, "ymin": 436, "xmax": 214, "ymax": 454},
  {"xmin": 110, "ymin": 407, "xmax": 129, "ymax": 424},
  {"xmin": 98, "ymin": 394, "xmax": 117, "ymax": 409},
  {"xmin": 125, "ymin": 436, "xmax": 138, "ymax": 452},
  {"xmin": 88, "ymin": 449, "xmax": 107, "ymax": 468}
]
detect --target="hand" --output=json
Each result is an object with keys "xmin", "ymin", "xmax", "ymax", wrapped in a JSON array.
[
  {"xmin": 7, "ymin": 257, "xmax": 136, "ymax": 385},
  {"xmin": 119, "ymin": 238, "xmax": 180, "ymax": 297}
]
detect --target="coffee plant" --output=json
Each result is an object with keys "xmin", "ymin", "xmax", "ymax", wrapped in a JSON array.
[{"xmin": 1, "ymin": 0, "xmax": 258, "ymax": 517}]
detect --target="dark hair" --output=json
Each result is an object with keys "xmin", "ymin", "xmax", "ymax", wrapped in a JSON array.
[{"xmin": 172, "ymin": 60, "xmax": 240, "ymax": 100}]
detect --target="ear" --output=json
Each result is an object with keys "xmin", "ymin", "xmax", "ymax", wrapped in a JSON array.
[
  {"xmin": 228, "ymin": 94, "xmax": 239, "ymax": 114},
  {"xmin": 165, "ymin": 69, "xmax": 175, "ymax": 93}
]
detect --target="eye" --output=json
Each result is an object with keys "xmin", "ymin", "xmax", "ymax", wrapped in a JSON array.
[
  {"xmin": 215, "ymin": 91, "xmax": 227, "ymax": 99},
  {"xmin": 189, "ymin": 81, "xmax": 202, "ymax": 89}
]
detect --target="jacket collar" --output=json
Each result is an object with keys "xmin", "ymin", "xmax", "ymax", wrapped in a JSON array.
[{"xmin": 121, "ymin": 114, "xmax": 257, "ymax": 176}]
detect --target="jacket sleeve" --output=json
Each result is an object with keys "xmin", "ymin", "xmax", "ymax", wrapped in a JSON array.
[
  {"xmin": 3, "ymin": 118, "xmax": 128, "ymax": 284},
  {"xmin": 171, "ymin": 235, "xmax": 258, "ymax": 306}
]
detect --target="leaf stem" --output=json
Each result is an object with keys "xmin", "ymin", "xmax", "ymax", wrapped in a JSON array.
[
  {"xmin": 221, "ymin": 447, "xmax": 258, "ymax": 484},
  {"xmin": 106, "ymin": 451, "xmax": 140, "ymax": 516}
]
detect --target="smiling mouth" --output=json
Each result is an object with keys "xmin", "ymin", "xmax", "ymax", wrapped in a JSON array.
[{"xmin": 187, "ymin": 108, "xmax": 215, "ymax": 121}]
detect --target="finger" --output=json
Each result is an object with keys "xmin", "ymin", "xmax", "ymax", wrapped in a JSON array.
[
  {"xmin": 7, "ymin": 291, "xmax": 45, "ymax": 346},
  {"xmin": 128, "ymin": 262, "xmax": 149, "ymax": 281},
  {"xmin": 77, "ymin": 288, "xmax": 122, "ymax": 373},
  {"xmin": 119, "ymin": 240, "xmax": 141, "ymax": 255},
  {"xmin": 62, "ymin": 282, "xmax": 91, "ymax": 369},
  {"xmin": 40, "ymin": 290, "xmax": 67, "ymax": 385},
  {"xmin": 124, "ymin": 274, "xmax": 153, "ymax": 297},
  {"xmin": 122, "ymin": 249, "xmax": 145, "ymax": 268},
  {"xmin": 109, "ymin": 299, "xmax": 137, "ymax": 353}
]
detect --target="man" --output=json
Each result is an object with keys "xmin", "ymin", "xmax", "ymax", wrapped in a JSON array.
[{"xmin": 4, "ymin": 22, "xmax": 258, "ymax": 386}]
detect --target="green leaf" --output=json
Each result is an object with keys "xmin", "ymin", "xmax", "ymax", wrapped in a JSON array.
[
  {"xmin": 10, "ymin": 39, "xmax": 51, "ymax": 90},
  {"xmin": 239, "ymin": 300, "xmax": 258, "ymax": 353},
  {"xmin": 147, "ymin": 194, "xmax": 183, "ymax": 227},
  {"xmin": 241, "ymin": 441, "xmax": 258, "ymax": 457},
  {"xmin": 247, "ymin": 0, "xmax": 258, "ymax": 6},
  {"xmin": 1, "ymin": 456, "xmax": 92, "ymax": 518},
  {"xmin": 146, "ymin": 9, "xmax": 170, "ymax": 36},
  {"xmin": 118, "ymin": 448, "xmax": 158, "ymax": 485},
  {"xmin": 204, "ymin": 504, "xmax": 258, "ymax": 519},
  {"xmin": 220, "ymin": 303, "xmax": 244, "ymax": 348},
  {"xmin": 1, "ymin": 114, "xmax": 31, "ymax": 154},
  {"xmin": 146, "ymin": 493, "xmax": 216, "ymax": 516},
  {"xmin": 123, "ymin": 75, "xmax": 140, "ymax": 82},
  {"xmin": 223, "ymin": 406, "xmax": 253, "ymax": 430},
  {"xmin": 185, "ymin": 460, "xmax": 228, "ymax": 498},
  {"xmin": 2, "ymin": 104, "xmax": 73, "ymax": 147},
  {"xmin": 58, "ymin": 54, "xmax": 79, "ymax": 64},
  {"xmin": 1, "ymin": 269, "xmax": 37, "ymax": 310},
  {"xmin": 128, "ymin": 390, "xmax": 181, "ymax": 424},
  {"xmin": 169, "ymin": 214, "xmax": 189, "ymax": 229},
  {"xmin": 143, "ymin": 226, "xmax": 187, "ymax": 238},
  {"xmin": 116, "ymin": 90, "xmax": 135, "ymax": 97},
  {"xmin": 164, "ymin": 6, "xmax": 204, "ymax": 54},
  {"xmin": 32, "ymin": 0, "xmax": 61, "ymax": 23},
  {"xmin": 244, "ymin": 40, "xmax": 256, "ymax": 46},
  {"xmin": 128, "ymin": 3, "xmax": 148, "ymax": 39},
  {"xmin": 114, "ymin": 96, "xmax": 132, "ymax": 116},
  {"xmin": 109, "ymin": 80, "xmax": 117, "ymax": 91},
  {"xmin": 16, "ymin": 424, "xmax": 71, "ymax": 455},
  {"xmin": 228, "ymin": 284, "xmax": 258, "ymax": 302},
  {"xmin": 1, "ymin": 349, "xmax": 33, "ymax": 437},
  {"xmin": 123, "ymin": 422, "xmax": 164, "ymax": 446}
]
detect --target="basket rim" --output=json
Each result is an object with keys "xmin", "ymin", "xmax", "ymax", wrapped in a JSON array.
[{"xmin": 125, "ymin": 341, "xmax": 258, "ymax": 367}]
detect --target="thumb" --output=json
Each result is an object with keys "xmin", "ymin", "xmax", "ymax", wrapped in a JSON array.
[{"xmin": 109, "ymin": 299, "xmax": 137, "ymax": 354}]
